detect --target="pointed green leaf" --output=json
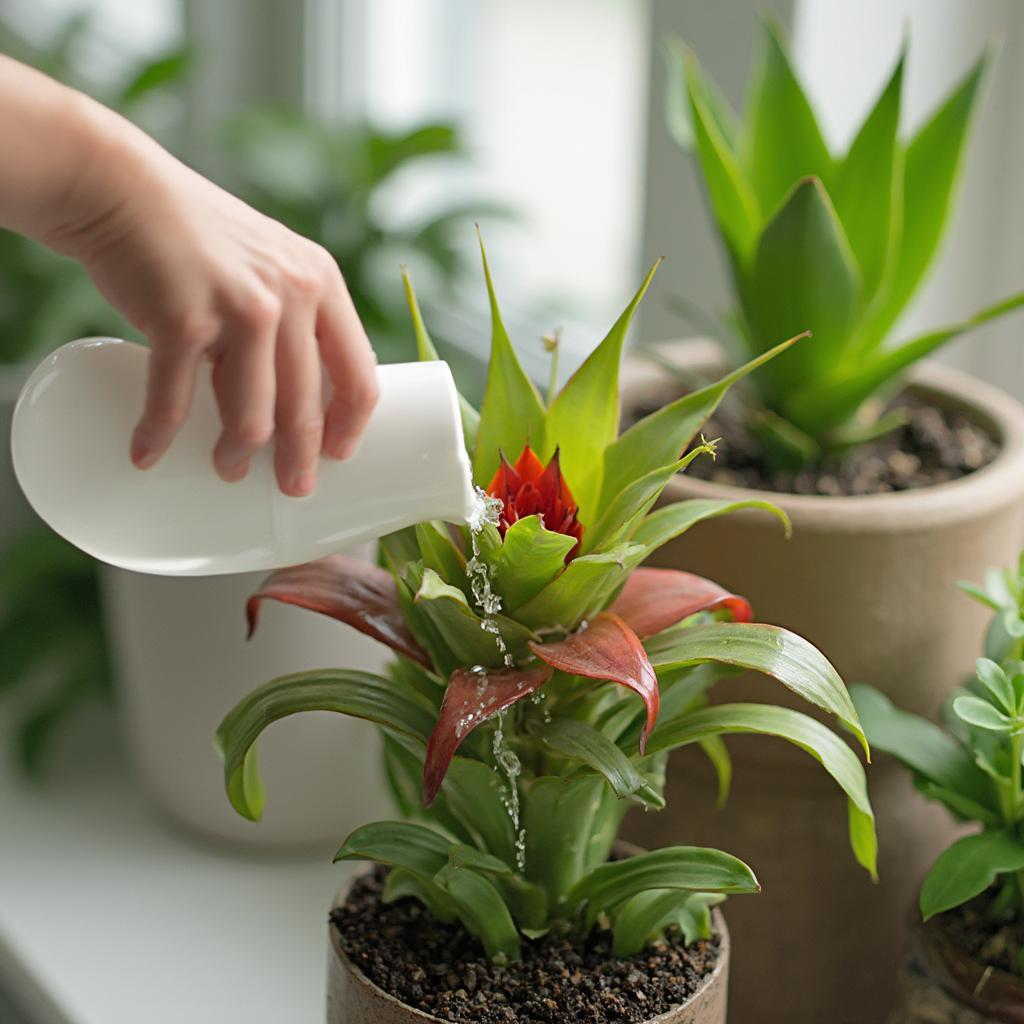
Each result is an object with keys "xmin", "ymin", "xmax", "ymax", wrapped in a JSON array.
[
  {"xmin": 850, "ymin": 685, "xmax": 994, "ymax": 811},
  {"xmin": 612, "ymin": 889, "xmax": 692, "ymax": 957},
  {"xmin": 920, "ymin": 830, "xmax": 1024, "ymax": 920},
  {"xmin": 542, "ymin": 261, "xmax": 660, "ymax": 523},
  {"xmin": 700, "ymin": 734, "xmax": 732, "ymax": 808},
  {"xmin": 442, "ymin": 757, "xmax": 518, "ymax": 866},
  {"xmin": 513, "ymin": 543, "xmax": 647, "ymax": 631},
  {"xmin": 740, "ymin": 19, "xmax": 834, "ymax": 217},
  {"xmin": 862, "ymin": 49, "xmax": 993, "ymax": 348},
  {"xmin": 832, "ymin": 51, "xmax": 904, "ymax": 303},
  {"xmin": 662, "ymin": 37, "xmax": 738, "ymax": 152},
  {"xmin": 646, "ymin": 621, "xmax": 868, "ymax": 757},
  {"xmin": 493, "ymin": 515, "xmax": 576, "ymax": 611},
  {"xmin": 685, "ymin": 51, "xmax": 760, "ymax": 265},
  {"xmin": 334, "ymin": 820, "xmax": 451, "ymax": 874},
  {"xmin": 528, "ymin": 717, "xmax": 663, "ymax": 806},
  {"xmin": 472, "ymin": 236, "xmax": 546, "ymax": 483},
  {"xmin": 413, "ymin": 567, "xmax": 537, "ymax": 667},
  {"xmin": 953, "ymin": 694, "xmax": 1014, "ymax": 733},
  {"xmin": 383, "ymin": 867, "xmax": 458, "ymax": 924},
  {"xmin": 630, "ymin": 497, "xmax": 790, "ymax": 556},
  {"xmin": 975, "ymin": 659, "xmax": 1017, "ymax": 716},
  {"xmin": 216, "ymin": 670, "xmax": 435, "ymax": 821},
  {"xmin": 567, "ymin": 845, "xmax": 759, "ymax": 928},
  {"xmin": 435, "ymin": 865, "xmax": 521, "ymax": 961},
  {"xmin": 746, "ymin": 178, "xmax": 860, "ymax": 397},
  {"xmin": 415, "ymin": 521, "xmax": 467, "ymax": 589},
  {"xmin": 601, "ymin": 333, "xmax": 804, "ymax": 508},
  {"xmin": 645, "ymin": 702, "xmax": 877, "ymax": 879},
  {"xmin": 402, "ymin": 266, "xmax": 479, "ymax": 447},
  {"xmin": 788, "ymin": 290, "xmax": 1024, "ymax": 435}
]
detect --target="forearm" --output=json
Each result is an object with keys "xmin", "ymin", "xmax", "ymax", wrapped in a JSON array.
[{"xmin": 0, "ymin": 55, "xmax": 151, "ymax": 254}]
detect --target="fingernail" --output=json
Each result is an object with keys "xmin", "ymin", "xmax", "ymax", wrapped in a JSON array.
[
  {"xmin": 221, "ymin": 458, "xmax": 250, "ymax": 483},
  {"xmin": 289, "ymin": 471, "xmax": 316, "ymax": 497},
  {"xmin": 132, "ymin": 439, "xmax": 157, "ymax": 469}
]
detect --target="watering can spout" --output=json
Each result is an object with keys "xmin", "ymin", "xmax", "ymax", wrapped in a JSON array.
[{"xmin": 10, "ymin": 338, "xmax": 477, "ymax": 576}]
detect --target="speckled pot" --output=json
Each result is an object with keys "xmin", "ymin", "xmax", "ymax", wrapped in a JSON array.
[
  {"xmin": 327, "ymin": 871, "xmax": 730, "ymax": 1024},
  {"xmin": 893, "ymin": 917, "xmax": 1024, "ymax": 1024},
  {"xmin": 621, "ymin": 340, "xmax": 1024, "ymax": 1024}
]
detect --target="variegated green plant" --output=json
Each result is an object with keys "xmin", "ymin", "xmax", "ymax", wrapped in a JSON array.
[
  {"xmin": 853, "ymin": 554, "xmax": 1024, "ymax": 974},
  {"xmin": 664, "ymin": 20, "xmax": 1024, "ymax": 468},
  {"xmin": 215, "ymin": 242, "xmax": 875, "ymax": 963}
]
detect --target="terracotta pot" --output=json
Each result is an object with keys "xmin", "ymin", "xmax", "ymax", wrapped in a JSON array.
[
  {"xmin": 621, "ymin": 340, "xmax": 1024, "ymax": 1024},
  {"xmin": 327, "ymin": 870, "xmax": 730, "ymax": 1024},
  {"xmin": 893, "ymin": 916, "xmax": 1024, "ymax": 1023}
]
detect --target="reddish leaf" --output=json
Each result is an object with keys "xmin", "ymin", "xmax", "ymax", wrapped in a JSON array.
[
  {"xmin": 246, "ymin": 555, "xmax": 429, "ymax": 666},
  {"xmin": 610, "ymin": 567, "xmax": 752, "ymax": 639},
  {"xmin": 423, "ymin": 663, "xmax": 552, "ymax": 806},
  {"xmin": 530, "ymin": 612, "xmax": 659, "ymax": 752}
]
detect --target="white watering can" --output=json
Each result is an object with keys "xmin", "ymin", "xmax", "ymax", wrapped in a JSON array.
[{"xmin": 10, "ymin": 338, "xmax": 478, "ymax": 576}]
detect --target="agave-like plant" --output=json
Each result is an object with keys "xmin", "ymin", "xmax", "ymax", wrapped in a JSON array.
[
  {"xmin": 665, "ymin": 20, "xmax": 1024, "ymax": 467},
  {"xmin": 216, "ymin": 243, "xmax": 876, "ymax": 962}
]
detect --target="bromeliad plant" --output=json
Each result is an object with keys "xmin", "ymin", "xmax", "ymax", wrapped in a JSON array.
[
  {"xmin": 664, "ymin": 20, "xmax": 1024, "ymax": 468},
  {"xmin": 216, "ymin": 243, "xmax": 876, "ymax": 962},
  {"xmin": 853, "ymin": 554, "xmax": 1024, "ymax": 974}
]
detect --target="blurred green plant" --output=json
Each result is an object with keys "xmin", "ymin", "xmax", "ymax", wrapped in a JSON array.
[
  {"xmin": 0, "ymin": 12, "xmax": 190, "ymax": 364},
  {"xmin": 664, "ymin": 20, "xmax": 1024, "ymax": 470},
  {"xmin": 225, "ymin": 108, "xmax": 510, "ymax": 364},
  {"xmin": 0, "ymin": 528, "xmax": 111, "ymax": 775},
  {"xmin": 854, "ymin": 554, "xmax": 1024, "ymax": 974}
]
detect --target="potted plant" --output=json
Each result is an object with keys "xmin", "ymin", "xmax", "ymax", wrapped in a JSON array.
[
  {"xmin": 215, "ymin": 244, "xmax": 876, "ymax": 1022},
  {"xmin": 624, "ymin": 20, "xmax": 1024, "ymax": 1020},
  {"xmin": 854, "ymin": 554, "xmax": 1024, "ymax": 1023}
]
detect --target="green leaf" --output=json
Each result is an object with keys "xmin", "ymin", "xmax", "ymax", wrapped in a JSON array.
[
  {"xmin": 646, "ymin": 622, "xmax": 868, "ymax": 757},
  {"xmin": 953, "ymin": 694, "xmax": 1015, "ymax": 733},
  {"xmin": 975, "ymin": 659, "xmax": 1017, "ymax": 716},
  {"xmin": 832, "ymin": 50, "xmax": 904, "ymax": 303},
  {"xmin": 684, "ymin": 51, "xmax": 760, "ymax": 265},
  {"xmin": 118, "ymin": 49, "xmax": 190, "ymax": 105},
  {"xmin": 746, "ymin": 178, "xmax": 860, "ymax": 397},
  {"xmin": 789, "ymin": 290, "xmax": 1024, "ymax": 434},
  {"xmin": 513, "ymin": 544, "xmax": 647, "ymax": 631},
  {"xmin": 862, "ymin": 48, "xmax": 993, "ymax": 348},
  {"xmin": 334, "ymin": 820, "xmax": 450, "ymax": 875},
  {"xmin": 543, "ymin": 260, "xmax": 660, "ymax": 523},
  {"xmin": 401, "ymin": 268, "xmax": 480, "ymax": 448},
  {"xmin": 567, "ymin": 846, "xmax": 759, "ymax": 929},
  {"xmin": 529, "ymin": 718, "xmax": 663, "ymax": 807},
  {"xmin": 414, "ymin": 522, "xmax": 466, "ymax": 589},
  {"xmin": 612, "ymin": 889, "xmax": 692, "ymax": 957},
  {"xmin": 920, "ymin": 831, "xmax": 1024, "ymax": 920},
  {"xmin": 413, "ymin": 567, "xmax": 536, "ymax": 667},
  {"xmin": 601, "ymin": 333, "xmax": 804, "ymax": 507},
  {"xmin": 700, "ymin": 735, "xmax": 732, "ymax": 808},
  {"xmin": 523, "ymin": 775, "xmax": 627, "ymax": 903},
  {"xmin": 446, "ymin": 847, "xmax": 549, "ymax": 931},
  {"xmin": 646, "ymin": 702, "xmax": 877, "ymax": 879},
  {"xmin": 472, "ymin": 234, "xmax": 546, "ymax": 483},
  {"xmin": 493, "ymin": 516, "xmax": 576, "ymax": 611},
  {"xmin": 443, "ymin": 758, "xmax": 518, "ymax": 866},
  {"xmin": 630, "ymin": 497, "xmax": 790, "ymax": 556},
  {"xmin": 435, "ymin": 865, "xmax": 521, "ymax": 962},
  {"xmin": 662, "ymin": 37, "xmax": 738, "ymax": 152},
  {"xmin": 740, "ymin": 19, "xmax": 834, "ymax": 218},
  {"xmin": 850, "ymin": 685, "xmax": 994, "ymax": 811},
  {"xmin": 383, "ymin": 868, "xmax": 458, "ymax": 924},
  {"xmin": 216, "ymin": 670, "xmax": 435, "ymax": 821}
]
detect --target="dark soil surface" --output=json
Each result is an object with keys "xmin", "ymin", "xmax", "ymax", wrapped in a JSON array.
[
  {"xmin": 628, "ymin": 390, "xmax": 998, "ymax": 496},
  {"xmin": 331, "ymin": 866, "xmax": 720, "ymax": 1023},
  {"xmin": 938, "ymin": 888, "xmax": 1024, "ymax": 978}
]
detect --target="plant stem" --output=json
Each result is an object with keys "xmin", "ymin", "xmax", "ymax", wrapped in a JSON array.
[{"xmin": 544, "ymin": 329, "xmax": 561, "ymax": 405}]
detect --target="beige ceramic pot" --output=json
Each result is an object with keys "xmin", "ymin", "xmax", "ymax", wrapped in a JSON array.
[
  {"xmin": 622, "ymin": 340, "xmax": 1024, "ymax": 1024},
  {"xmin": 893, "ymin": 917, "xmax": 1024, "ymax": 1024},
  {"xmin": 327, "ymin": 872, "xmax": 730, "ymax": 1024}
]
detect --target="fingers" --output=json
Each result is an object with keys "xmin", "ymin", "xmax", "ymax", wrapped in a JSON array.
[
  {"xmin": 272, "ymin": 305, "xmax": 323, "ymax": 497},
  {"xmin": 317, "ymin": 264, "xmax": 379, "ymax": 460},
  {"xmin": 132, "ymin": 342, "xmax": 203, "ymax": 469},
  {"xmin": 211, "ymin": 294, "xmax": 278, "ymax": 483}
]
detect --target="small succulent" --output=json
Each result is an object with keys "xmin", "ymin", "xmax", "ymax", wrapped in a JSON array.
[
  {"xmin": 854, "ymin": 553, "xmax": 1024, "ymax": 974},
  {"xmin": 217, "ymin": 242, "xmax": 875, "ymax": 962},
  {"xmin": 664, "ymin": 20, "xmax": 1024, "ymax": 468}
]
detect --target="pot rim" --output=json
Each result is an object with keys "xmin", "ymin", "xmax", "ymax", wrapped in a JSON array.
[
  {"xmin": 626, "ymin": 339, "xmax": 1024, "ymax": 529},
  {"xmin": 329, "ymin": 869, "xmax": 730, "ymax": 1024}
]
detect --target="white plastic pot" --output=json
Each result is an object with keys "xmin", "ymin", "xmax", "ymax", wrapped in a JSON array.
[{"xmin": 102, "ymin": 546, "xmax": 392, "ymax": 854}]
